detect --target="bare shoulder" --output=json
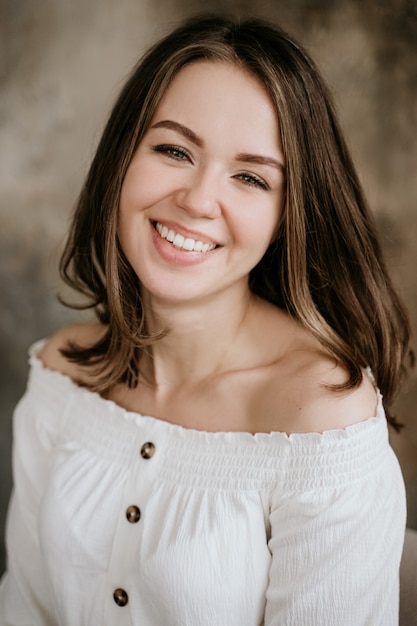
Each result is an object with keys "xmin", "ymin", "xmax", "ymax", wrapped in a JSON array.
[
  {"xmin": 286, "ymin": 352, "xmax": 378, "ymax": 433},
  {"xmin": 38, "ymin": 321, "xmax": 107, "ymax": 381},
  {"xmin": 257, "ymin": 318, "xmax": 379, "ymax": 434}
]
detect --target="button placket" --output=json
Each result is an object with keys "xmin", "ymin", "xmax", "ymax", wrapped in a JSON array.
[
  {"xmin": 123, "ymin": 441, "xmax": 156, "ymax": 528},
  {"xmin": 105, "ymin": 436, "xmax": 159, "ymax": 617}
]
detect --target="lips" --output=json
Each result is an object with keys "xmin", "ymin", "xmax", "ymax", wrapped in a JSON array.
[{"xmin": 153, "ymin": 221, "xmax": 218, "ymax": 252}]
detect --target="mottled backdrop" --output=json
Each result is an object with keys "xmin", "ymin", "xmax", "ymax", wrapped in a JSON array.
[{"xmin": 1, "ymin": 0, "xmax": 416, "ymax": 575}]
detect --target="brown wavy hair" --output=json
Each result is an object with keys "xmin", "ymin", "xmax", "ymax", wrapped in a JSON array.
[{"xmin": 59, "ymin": 14, "xmax": 413, "ymax": 427}]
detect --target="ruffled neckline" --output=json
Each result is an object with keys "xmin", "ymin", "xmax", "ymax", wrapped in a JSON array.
[{"xmin": 28, "ymin": 338, "xmax": 385, "ymax": 443}]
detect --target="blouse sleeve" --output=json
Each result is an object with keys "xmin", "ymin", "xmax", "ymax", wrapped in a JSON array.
[
  {"xmin": 0, "ymin": 349, "xmax": 64, "ymax": 625},
  {"xmin": 264, "ymin": 420, "xmax": 406, "ymax": 626}
]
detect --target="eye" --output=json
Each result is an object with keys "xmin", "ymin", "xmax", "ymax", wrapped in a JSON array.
[
  {"xmin": 235, "ymin": 172, "xmax": 269, "ymax": 191},
  {"xmin": 153, "ymin": 144, "xmax": 192, "ymax": 162}
]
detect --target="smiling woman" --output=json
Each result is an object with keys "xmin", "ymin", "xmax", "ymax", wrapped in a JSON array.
[
  {"xmin": 118, "ymin": 62, "xmax": 285, "ymax": 299},
  {"xmin": 0, "ymin": 14, "xmax": 413, "ymax": 626}
]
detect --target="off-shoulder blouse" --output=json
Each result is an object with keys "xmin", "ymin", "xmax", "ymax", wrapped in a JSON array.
[{"xmin": 0, "ymin": 341, "xmax": 406, "ymax": 625}]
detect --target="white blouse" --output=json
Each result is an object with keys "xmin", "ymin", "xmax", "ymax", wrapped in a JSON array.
[{"xmin": 0, "ymin": 341, "xmax": 406, "ymax": 626}]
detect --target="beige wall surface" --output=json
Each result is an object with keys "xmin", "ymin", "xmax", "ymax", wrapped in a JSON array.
[{"xmin": 1, "ymin": 0, "xmax": 416, "ymax": 575}]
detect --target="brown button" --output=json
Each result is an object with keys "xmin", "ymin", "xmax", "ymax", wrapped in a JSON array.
[
  {"xmin": 113, "ymin": 588, "xmax": 128, "ymax": 607},
  {"xmin": 140, "ymin": 442, "xmax": 155, "ymax": 459},
  {"xmin": 126, "ymin": 505, "xmax": 141, "ymax": 524}
]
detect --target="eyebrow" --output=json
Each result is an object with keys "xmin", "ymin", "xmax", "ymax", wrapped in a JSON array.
[
  {"xmin": 150, "ymin": 119, "xmax": 285, "ymax": 172},
  {"xmin": 235, "ymin": 153, "xmax": 285, "ymax": 173},
  {"xmin": 151, "ymin": 120, "xmax": 203, "ymax": 148}
]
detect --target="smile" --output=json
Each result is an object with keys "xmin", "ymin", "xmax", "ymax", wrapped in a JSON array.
[{"xmin": 154, "ymin": 221, "xmax": 217, "ymax": 252}]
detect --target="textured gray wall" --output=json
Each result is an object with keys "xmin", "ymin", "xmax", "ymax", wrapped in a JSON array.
[{"xmin": 1, "ymin": 0, "xmax": 416, "ymax": 576}]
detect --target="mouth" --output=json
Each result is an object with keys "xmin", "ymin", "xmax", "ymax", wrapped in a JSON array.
[{"xmin": 152, "ymin": 221, "xmax": 218, "ymax": 252}]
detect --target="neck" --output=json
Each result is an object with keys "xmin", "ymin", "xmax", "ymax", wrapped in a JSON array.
[{"xmin": 141, "ymin": 286, "xmax": 254, "ymax": 388}]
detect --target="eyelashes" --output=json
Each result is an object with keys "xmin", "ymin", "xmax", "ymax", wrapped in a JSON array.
[
  {"xmin": 234, "ymin": 173, "xmax": 269, "ymax": 191},
  {"xmin": 152, "ymin": 144, "xmax": 191, "ymax": 161},
  {"xmin": 151, "ymin": 144, "xmax": 270, "ymax": 191}
]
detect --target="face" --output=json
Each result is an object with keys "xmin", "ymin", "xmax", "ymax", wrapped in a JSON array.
[{"xmin": 118, "ymin": 61, "xmax": 285, "ymax": 308}]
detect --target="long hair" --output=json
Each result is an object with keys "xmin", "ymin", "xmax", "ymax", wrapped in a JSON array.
[{"xmin": 59, "ymin": 14, "xmax": 413, "ymax": 425}]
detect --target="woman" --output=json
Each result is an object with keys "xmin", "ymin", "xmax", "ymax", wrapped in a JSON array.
[{"xmin": 0, "ymin": 14, "xmax": 412, "ymax": 625}]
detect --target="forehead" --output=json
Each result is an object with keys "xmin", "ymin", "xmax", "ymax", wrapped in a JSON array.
[
  {"xmin": 151, "ymin": 61, "xmax": 281, "ymax": 149},
  {"xmin": 156, "ymin": 60, "xmax": 273, "ymax": 113}
]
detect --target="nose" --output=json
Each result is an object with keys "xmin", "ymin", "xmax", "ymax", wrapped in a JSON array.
[{"xmin": 175, "ymin": 168, "xmax": 222, "ymax": 219}]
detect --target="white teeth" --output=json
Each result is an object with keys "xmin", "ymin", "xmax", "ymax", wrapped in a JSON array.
[
  {"xmin": 155, "ymin": 222, "xmax": 216, "ymax": 252},
  {"xmin": 183, "ymin": 238, "xmax": 195, "ymax": 251},
  {"xmin": 173, "ymin": 233, "xmax": 185, "ymax": 248}
]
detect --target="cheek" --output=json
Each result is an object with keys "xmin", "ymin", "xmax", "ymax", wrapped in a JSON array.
[
  {"xmin": 238, "ymin": 205, "xmax": 281, "ymax": 252},
  {"xmin": 120, "ymin": 159, "xmax": 170, "ymax": 216},
  {"xmin": 120, "ymin": 172, "xmax": 149, "ymax": 216}
]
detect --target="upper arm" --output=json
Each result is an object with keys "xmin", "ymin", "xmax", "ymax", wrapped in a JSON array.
[
  {"xmin": 0, "ymin": 362, "xmax": 60, "ymax": 620},
  {"xmin": 264, "ymin": 456, "xmax": 406, "ymax": 625},
  {"xmin": 0, "ymin": 323, "xmax": 106, "ymax": 621}
]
